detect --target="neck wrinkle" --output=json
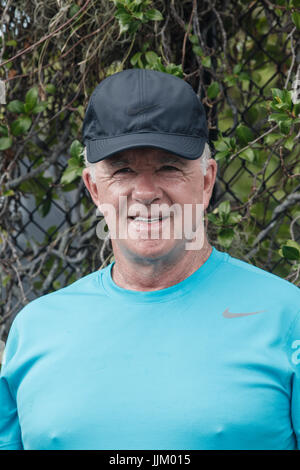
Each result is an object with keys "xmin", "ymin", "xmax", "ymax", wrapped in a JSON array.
[{"xmin": 111, "ymin": 242, "xmax": 213, "ymax": 292}]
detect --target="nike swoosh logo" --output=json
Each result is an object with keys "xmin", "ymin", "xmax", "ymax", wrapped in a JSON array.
[
  {"xmin": 222, "ymin": 308, "xmax": 267, "ymax": 319},
  {"xmin": 127, "ymin": 104, "xmax": 159, "ymax": 116}
]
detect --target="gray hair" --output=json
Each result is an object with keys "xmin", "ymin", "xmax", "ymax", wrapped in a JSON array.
[{"xmin": 83, "ymin": 143, "xmax": 211, "ymax": 183}]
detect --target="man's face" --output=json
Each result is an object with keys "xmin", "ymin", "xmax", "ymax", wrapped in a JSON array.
[{"xmin": 82, "ymin": 148, "xmax": 217, "ymax": 264}]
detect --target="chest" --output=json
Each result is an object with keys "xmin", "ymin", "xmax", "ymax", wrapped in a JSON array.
[{"xmin": 15, "ymin": 315, "xmax": 294, "ymax": 449}]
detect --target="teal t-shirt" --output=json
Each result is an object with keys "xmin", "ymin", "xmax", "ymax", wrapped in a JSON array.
[{"xmin": 0, "ymin": 248, "xmax": 300, "ymax": 450}]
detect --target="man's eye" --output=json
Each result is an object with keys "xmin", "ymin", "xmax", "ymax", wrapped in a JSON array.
[
  {"xmin": 159, "ymin": 165, "xmax": 179, "ymax": 171},
  {"xmin": 114, "ymin": 168, "xmax": 133, "ymax": 175}
]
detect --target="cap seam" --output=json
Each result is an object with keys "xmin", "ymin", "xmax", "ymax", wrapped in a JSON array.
[
  {"xmin": 140, "ymin": 68, "xmax": 144, "ymax": 129},
  {"xmin": 88, "ymin": 131, "xmax": 208, "ymax": 140}
]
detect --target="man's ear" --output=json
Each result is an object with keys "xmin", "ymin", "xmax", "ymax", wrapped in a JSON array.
[
  {"xmin": 203, "ymin": 159, "xmax": 218, "ymax": 211},
  {"xmin": 82, "ymin": 168, "xmax": 100, "ymax": 207}
]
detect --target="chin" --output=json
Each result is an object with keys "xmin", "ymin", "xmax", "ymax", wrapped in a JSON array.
[{"xmin": 122, "ymin": 239, "xmax": 184, "ymax": 263}]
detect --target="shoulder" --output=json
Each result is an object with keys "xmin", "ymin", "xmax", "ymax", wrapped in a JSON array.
[
  {"xmin": 2, "ymin": 267, "xmax": 112, "ymax": 369},
  {"xmin": 219, "ymin": 250, "xmax": 300, "ymax": 328},
  {"xmin": 214, "ymin": 250, "xmax": 300, "ymax": 348},
  {"xmin": 11, "ymin": 267, "xmax": 110, "ymax": 328},
  {"xmin": 224, "ymin": 250, "xmax": 300, "ymax": 298}
]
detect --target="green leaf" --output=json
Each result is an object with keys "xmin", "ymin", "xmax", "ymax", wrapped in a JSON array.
[
  {"xmin": 145, "ymin": 51, "xmax": 158, "ymax": 65},
  {"xmin": 207, "ymin": 213, "xmax": 219, "ymax": 224},
  {"xmin": 25, "ymin": 87, "xmax": 39, "ymax": 111},
  {"xmin": 271, "ymin": 88, "xmax": 284, "ymax": 100},
  {"xmin": 130, "ymin": 51, "xmax": 142, "ymax": 66},
  {"xmin": 19, "ymin": 175, "xmax": 52, "ymax": 196},
  {"xmin": 271, "ymin": 100, "xmax": 290, "ymax": 112},
  {"xmin": 11, "ymin": 116, "xmax": 32, "ymax": 136},
  {"xmin": 141, "ymin": 41, "xmax": 150, "ymax": 53},
  {"xmin": 280, "ymin": 245, "xmax": 300, "ymax": 260},
  {"xmin": 214, "ymin": 150, "xmax": 230, "ymax": 162},
  {"xmin": 264, "ymin": 133, "xmax": 283, "ymax": 145},
  {"xmin": 271, "ymin": 88, "xmax": 292, "ymax": 109},
  {"xmin": 3, "ymin": 189, "xmax": 15, "ymax": 197},
  {"xmin": 233, "ymin": 64, "xmax": 242, "ymax": 74},
  {"xmin": 268, "ymin": 113, "xmax": 290, "ymax": 123},
  {"xmin": 145, "ymin": 9, "xmax": 163, "ymax": 21},
  {"xmin": 115, "ymin": 11, "xmax": 131, "ymax": 22},
  {"xmin": 61, "ymin": 182, "xmax": 78, "ymax": 192},
  {"xmin": 207, "ymin": 82, "xmax": 220, "ymax": 99},
  {"xmin": 39, "ymin": 196, "xmax": 52, "ymax": 217},
  {"xmin": 284, "ymin": 135, "xmax": 296, "ymax": 150},
  {"xmin": 192, "ymin": 45, "xmax": 203, "ymax": 57},
  {"xmin": 218, "ymin": 228, "xmax": 235, "ymax": 248},
  {"xmin": 133, "ymin": 11, "xmax": 144, "ymax": 20},
  {"xmin": 239, "ymin": 72, "xmax": 251, "ymax": 82},
  {"xmin": 7, "ymin": 100, "xmax": 24, "ymax": 114},
  {"xmin": 218, "ymin": 200, "xmax": 231, "ymax": 216},
  {"xmin": 69, "ymin": 3, "xmax": 80, "ymax": 18},
  {"xmin": 189, "ymin": 34, "xmax": 199, "ymax": 45},
  {"xmin": 3, "ymin": 275, "xmax": 11, "ymax": 287},
  {"xmin": 202, "ymin": 56, "xmax": 211, "ymax": 68},
  {"xmin": 227, "ymin": 213, "xmax": 242, "ymax": 224},
  {"xmin": 6, "ymin": 39, "xmax": 17, "ymax": 46},
  {"xmin": 70, "ymin": 140, "xmax": 84, "ymax": 161},
  {"xmin": 45, "ymin": 84, "xmax": 56, "ymax": 95},
  {"xmin": 279, "ymin": 239, "xmax": 300, "ymax": 260},
  {"xmin": 279, "ymin": 119, "xmax": 293, "ymax": 135},
  {"xmin": 165, "ymin": 63, "xmax": 183, "ymax": 77},
  {"xmin": 61, "ymin": 144, "xmax": 84, "ymax": 185},
  {"xmin": 223, "ymin": 74, "xmax": 237, "ymax": 86},
  {"xmin": 0, "ymin": 137, "xmax": 12, "ymax": 150},
  {"xmin": 214, "ymin": 139, "xmax": 228, "ymax": 151},
  {"xmin": 61, "ymin": 166, "xmax": 82, "ymax": 185},
  {"xmin": 239, "ymin": 148, "xmax": 255, "ymax": 162},
  {"xmin": 291, "ymin": 12, "xmax": 300, "ymax": 30},
  {"xmin": 32, "ymin": 102, "xmax": 48, "ymax": 114},
  {"xmin": 236, "ymin": 125, "xmax": 254, "ymax": 145},
  {"xmin": 0, "ymin": 125, "xmax": 8, "ymax": 137}
]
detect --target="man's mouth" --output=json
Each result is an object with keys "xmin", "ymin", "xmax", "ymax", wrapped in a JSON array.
[{"xmin": 129, "ymin": 216, "xmax": 164, "ymax": 223}]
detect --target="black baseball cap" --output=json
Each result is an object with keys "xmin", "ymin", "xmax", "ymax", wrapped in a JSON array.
[{"xmin": 82, "ymin": 68, "xmax": 208, "ymax": 163}]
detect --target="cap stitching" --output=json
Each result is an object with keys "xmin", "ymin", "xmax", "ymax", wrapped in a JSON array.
[{"xmin": 88, "ymin": 130, "xmax": 208, "ymax": 140}]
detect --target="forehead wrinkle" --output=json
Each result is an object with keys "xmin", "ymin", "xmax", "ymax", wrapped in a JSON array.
[
  {"xmin": 158, "ymin": 155, "xmax": 186, "ymax": 165},
  {"xmin": 102, "ymin": 156, "xmax": 130, "ymax": 168},
  {"xmin": 108, "ymin": 159, "xmax": 129, "ymax": 167}
]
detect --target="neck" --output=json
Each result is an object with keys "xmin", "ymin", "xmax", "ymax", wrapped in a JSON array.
[{"xmin": 111, "ymin": 239, "xmax": 213, "ymax": 291}]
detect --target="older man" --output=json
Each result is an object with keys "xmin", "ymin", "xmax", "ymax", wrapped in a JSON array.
[{"xmin": 0, "ymin": 69, "xmax": 299, "ymax": 450}]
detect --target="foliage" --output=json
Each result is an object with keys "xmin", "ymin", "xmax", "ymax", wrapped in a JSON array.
[{"xmin": 0, "ymin": 0, "xmax": 300, "ymax": 339}]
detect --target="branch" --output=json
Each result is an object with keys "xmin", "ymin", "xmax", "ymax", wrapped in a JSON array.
[
  {"xmin": 247, "ymin": 192, "xmax": 300, "ymax": 258},
  {"xmin": 284, "ymin": 27, "xmax": 297, "ymax": 90},
  {"xmin": 228, "ymin": 124, "xmax": 279, "ymax": 162},
  {"xmin": 181, "ymin": 0, "xmax": 197, "ymax": 71},
  {"xmin": 2, "ymin": 140, "xmax": 69, "ymax": 191},
  {"xmin": 0, "ymin": 0, "xmax": 93, "ymax": 68}
]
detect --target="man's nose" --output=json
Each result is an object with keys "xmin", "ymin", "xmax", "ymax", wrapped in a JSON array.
[{"xmin": 131, "ymin": 172, "xmax": 163, "ymax": 205}]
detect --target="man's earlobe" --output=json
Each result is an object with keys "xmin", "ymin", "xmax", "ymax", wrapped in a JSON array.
[
  {"xmin": 82, "ymin": 168, "xmax": 99, "ymax": 207},
  {"xmin": 82, "ymin": 168, "xmax": 92, "ymax": 193},
  {"xmin": 203, "ymin": 160, "xmax": 218, "ymax": 209}
]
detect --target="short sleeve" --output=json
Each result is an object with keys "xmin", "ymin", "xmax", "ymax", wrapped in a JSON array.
[
  {"xmin": 286, "ymin": 311, "xmax": 300, "ymax": 449},
  {"xmin": 0, "ymin": 321, "xmax": 23, "ymax": 450}
]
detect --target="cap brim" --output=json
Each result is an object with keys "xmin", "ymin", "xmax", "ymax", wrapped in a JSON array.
[{"xmin": 86, "ymin": 132, "xmax": 207, "ymax": 163}]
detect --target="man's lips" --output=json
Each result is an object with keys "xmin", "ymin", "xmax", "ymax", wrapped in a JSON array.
[{"xmin": 127, "ymin": 215, "xmax": 169, "ymax": 222}]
